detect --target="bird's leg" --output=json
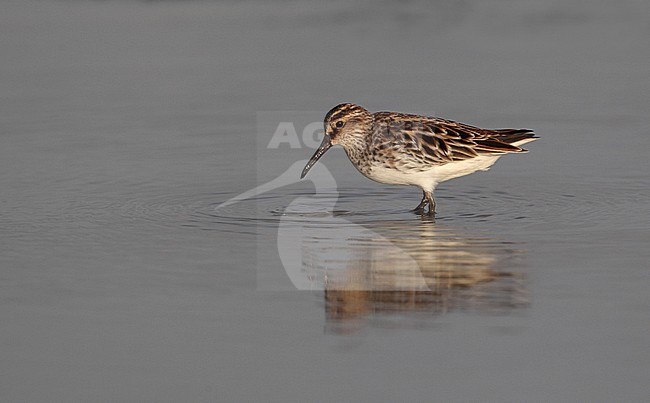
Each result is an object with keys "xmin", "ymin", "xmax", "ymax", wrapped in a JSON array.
[
  {"xmin": 425, "ymin": 191, "xmax": 436, "ymax": 216},
  {"xmin": 412, "ymin": 192, "xmax": 429, "ymax": 213}
]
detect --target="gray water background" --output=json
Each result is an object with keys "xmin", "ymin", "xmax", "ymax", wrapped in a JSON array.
[{"xmin": 1, "ymin": 0, "xmax": 649, "ymax": 401}]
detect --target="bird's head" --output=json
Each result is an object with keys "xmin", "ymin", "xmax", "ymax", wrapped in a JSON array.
[{"xmin": 301, "ymin": 103, "xmax": 371, "ymax": 179}]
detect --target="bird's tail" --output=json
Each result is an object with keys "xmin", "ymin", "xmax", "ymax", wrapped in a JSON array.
[{"xmin": 494, "ymin": 129, "xmax": 538, "ymax": 145}]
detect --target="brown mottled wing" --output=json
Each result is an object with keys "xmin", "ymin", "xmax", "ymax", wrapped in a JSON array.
[{"xmin": 372, "ymin": 112, "xmax": 534, "ymax": 166}]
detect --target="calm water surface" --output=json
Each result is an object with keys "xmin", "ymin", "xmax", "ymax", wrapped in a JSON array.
[{"xmin": 1, "ymin": 0, "xmax": 649, "ymax": 401}]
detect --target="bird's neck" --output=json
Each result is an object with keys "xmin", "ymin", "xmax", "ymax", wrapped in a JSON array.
[
  {"xmin": 338, "ymin": 120, "xmax": 374, "ymax": 174},
  {"xmin": 343, "ymin": 137, "xmax": 372, "ymax": 175}
]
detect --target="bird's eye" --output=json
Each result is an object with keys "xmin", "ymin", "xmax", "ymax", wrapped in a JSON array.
[{"xmin": 335, "ymin": 121, "xmax": 344, "ymax": 128}]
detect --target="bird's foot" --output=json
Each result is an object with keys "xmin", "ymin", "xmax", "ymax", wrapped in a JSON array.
[
  {"xmin": 412, "ymin": 206, "xmax": 426, "ymax": 215},
  {"xmin": 412, "ymin": 195, "xmax": 428, "ymax": 213},
  {"xmin": 413, "ymin": 192, "xmax": 436, "ymax": 216},
  {"xmin": 412, "ymin": 205, "xmax": 436, "ymax": 216},
  {"xmin": 419, "ymin": 207, "xmax": 436, "ymax": 217}
]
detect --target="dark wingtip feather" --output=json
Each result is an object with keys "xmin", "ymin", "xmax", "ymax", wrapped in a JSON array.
[{"xmin": 474, "ymin": 138, "xmax": 523, "ymax": 153}]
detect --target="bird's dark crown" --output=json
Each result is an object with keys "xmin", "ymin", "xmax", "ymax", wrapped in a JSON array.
[{"xmin": 324, "ymin": 103, "xmax": 369, "ymax": 126}]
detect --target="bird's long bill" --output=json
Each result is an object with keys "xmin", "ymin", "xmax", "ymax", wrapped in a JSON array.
[{"xmin": 300, "ymin": 135, "xmax": 332, "ymax": 179}]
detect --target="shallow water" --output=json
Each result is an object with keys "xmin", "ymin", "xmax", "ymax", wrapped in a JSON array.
[{"xmin": 1, "ymin": 0, "xmax": 649, "ymax": 401}]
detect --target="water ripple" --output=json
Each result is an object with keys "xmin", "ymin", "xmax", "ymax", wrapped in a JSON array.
[{"xmin": 3, "ymin": 177, "xmax": 645, "ymax": 247}]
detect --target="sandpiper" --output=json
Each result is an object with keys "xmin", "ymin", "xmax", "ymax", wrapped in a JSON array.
[{"xmin": 300, "ymin": 103, "xmax": 538, "ymax": 215}]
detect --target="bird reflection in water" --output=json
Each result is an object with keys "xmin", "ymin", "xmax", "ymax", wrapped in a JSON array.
[
  {"xmin": 301, "ymin": 218, "xmax": 529, "ymax": 334},
  {"xmin": 217, "ymin": 160, "xmax": 529, "ymax": 334}
]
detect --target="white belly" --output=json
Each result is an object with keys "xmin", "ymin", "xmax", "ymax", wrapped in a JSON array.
[
  {"xmin": 357, "ymin": 138, "xmax": 536, "ymax": 192},
  {"xmin": 365, "ymin": 155, "xmax": 502, "ymax": 192}
]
